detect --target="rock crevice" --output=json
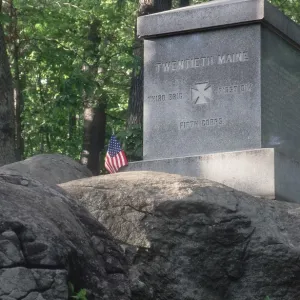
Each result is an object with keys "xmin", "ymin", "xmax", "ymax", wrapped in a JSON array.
[
  {"xmin": 61, "ymin": 171, "xmax": 300, "ymax": 300},
  {"xmin": 0, "ymin": 173, "xmax": 131, "ymax": 300}
]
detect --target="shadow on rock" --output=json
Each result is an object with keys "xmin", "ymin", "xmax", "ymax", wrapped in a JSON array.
[
  {"xmin": 0, "ymin": 174, "xmax": 130, "ymax": 300},
  {"xmin": 60, "ymin": 171, "xmax": 300, "ymax": 300}
]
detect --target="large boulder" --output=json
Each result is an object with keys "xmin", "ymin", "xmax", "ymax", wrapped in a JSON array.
[
  {"xmin": 0, "ymin": 154, "xmax": 92, "ymax": 186},
  {"xmin": 0, "ymin": 173, "xmax": 130, "ymax": 300},
  {"xmin": 61, "ymin": 171, "xmax": 300, "ymax": 300}
]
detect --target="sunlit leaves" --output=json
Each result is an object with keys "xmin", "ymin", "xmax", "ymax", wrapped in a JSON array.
[
  {"xmin": 9, "ymin": 0, "xmax": 136, "ymax": 158},
  {"xmin": 10, "ymin": 0, "xmax": 299, "ymax": 161}
]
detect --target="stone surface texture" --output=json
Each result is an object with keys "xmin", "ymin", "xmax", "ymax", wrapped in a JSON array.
[
  {"xmin": 61, "ymin": 171, "xmax": 300, "ymax": 300},
  {"xmin": 0, "ymin": 174, "xmax": 130, "ymax": 300},
  {"xmin": 0, "ymin": 154, "xmax": 92, "ymax": 186},
  {"xmin": 261, "ymin": 26, "xmax": 300, "ymax": 162},
  {"xmin": 124, "ymin": 148, "xmax": 300, "ymax": 203},
  {"xmin": 140, "ymin": 0, "xmax": 300, "ymax": 162},
  {"xmin": 138, "ymin": 0, "xmax": 300, "ymax": 45},
  {"xmin": 126, "ymin": 148, "xmax": 276, "ymax": 199},
  {"xmin": 143, "ymin": 25, "xmax": 261, "ymax": 160}
]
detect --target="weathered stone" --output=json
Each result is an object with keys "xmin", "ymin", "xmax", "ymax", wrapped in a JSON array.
[
  {"xmin": 0, "ymin": 154, "xmax": 92, "ymax": 186},
  {"xmin": 22, "ymin": 292, "xmax": 46, "ymax": 300},
  {"xmin": 61, "ymin": 171, "xmax": 300, "ymax": 300},
  {"xmin": 138, "ymin": 0, "xmax": 300, "ymax": 44},
  {"xmin": 0, "ymin": 173, "xmax": 130, "ymax": 300},
  {"xmin": 0, "ymin": 231, "xmax": 24, "ymax": 268},
  {"xmin": 0, "ymin": 268, "xmax": 66, "ymax": 300},
  {"xmin": 0, "ymin": 268, "xmax": 38, "ymax": 299},
  {"xmin": 91, "ymin": 236, "xmax": 105, "ymax": 254},
  {"xmin": 125, "ymin": 148, "xmax": 300, "ymax": 203},
  {"xmin": 138, "ymin": 0, "xmax": 300, "ymax": 163}
]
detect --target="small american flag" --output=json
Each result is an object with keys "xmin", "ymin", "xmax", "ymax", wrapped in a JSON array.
[{"xmin": 105, "ymin": 135, "xmax": 128, "ymax": 173}]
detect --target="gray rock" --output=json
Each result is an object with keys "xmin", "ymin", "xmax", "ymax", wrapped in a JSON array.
[
  {"xmin": 0, "ymin": 174, "xmax": 130, "ymax": 300},
  {"xmin": 0, "ymin": 231, "xmax": 24, "ymax": 266},
  {"xmin": 61, "ymin": 171, "xmax": 300, "ymax": 300},
  {"xmin": 0, "ymin": 154, "xmax": 92, "ymax": 186},
  {"xmin": 0, "ymin": 267, "xmax": 65, "ymax": 300}
]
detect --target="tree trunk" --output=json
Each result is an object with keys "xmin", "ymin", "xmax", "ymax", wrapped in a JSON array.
[
  {"xmin": 68, "ymin": 112, "xmax": 76, "ymax": 140},
  {"xmin": 127, "ymin": 0, "xmax": 172, "ymax": 128},
  {"xmin": 154, "ymin": 0, "xmax": 172, "ymax": 12},
  {"xmin": 180, "ymin": 0, "xmax": 190, "ymax": 7},
  {"xmin": 5, "ymin": 0, "xmax": 23, "ymax": 160},
  {"xmin": 14, "ymin": 40, "xmax": 24, "ymax": 160},
  {"xmin": 11, "ymin": 3, "xmax": 23, "ymax": 160},
  {"xmin": 80, "ymin": 19, "xmax": 107, "ymax": 175},
  {"xmin": 0, "ymin": 20, "xmax": 16, "ymax": 166},
  {"xmin": 139, "ymin": 0, "xmax": 172, "ymax": 14},
  {"xmin": 81, "ymin": 105, "xmax": 106, "ymax": 175},
  {"xmin": 127, "ymin": 24, "xmax": 143, "ymax": 127},
  {"xmin": 81, "ymin": 98, "xmax": 107, "ymax": 175}
]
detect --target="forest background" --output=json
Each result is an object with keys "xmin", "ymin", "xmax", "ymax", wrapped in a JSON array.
[{"xmin": 0, "ymin": 0, "xmax": 299, "ymax": 175}]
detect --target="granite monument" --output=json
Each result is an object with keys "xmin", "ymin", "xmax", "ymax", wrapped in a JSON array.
[{"xmin": 125, "ymin": 0, "xmax": 300, "ymax": 202}]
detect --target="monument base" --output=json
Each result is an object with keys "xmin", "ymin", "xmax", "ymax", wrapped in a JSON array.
[{"xmin": 123, "ymin": 148, "xmax": 300, "ymax": 203}]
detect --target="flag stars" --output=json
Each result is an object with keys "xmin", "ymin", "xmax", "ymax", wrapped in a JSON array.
[{"xmin": 108, "ymin": 136, "xmax": 122, "ymax": 157}]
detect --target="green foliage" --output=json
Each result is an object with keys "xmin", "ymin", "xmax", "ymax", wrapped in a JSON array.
[
  {"xmin": 0, "ymin": 13, "xmax": 11, "ymax": 24},
  {"xmin": 72, "ymin": 289, "xmax": 87, "ymax": 300},
  {"xmin": 265, "ymin": 297, "xmax": 271, "ymax": 300},
  {"xmin": 270, "ymin": 0, "xmax": 300, "ymax": 23},
  {"xmin": 117, "ymin": 125, "xmax": 143, "ymax": 161},
  {"xmin": 7, "ymin": 0, "xmax": 137, "ymax": 160},
  {"xmin": 3, "ymin": 0, "xmax": 300, "ymax": 163},
  {"xmin": 68, "ymin": 282, "xmax": 88, "ymax": 300},
  {"xmin": 192, "ymin": 0, "xmax": 300, "ymax": 24}
]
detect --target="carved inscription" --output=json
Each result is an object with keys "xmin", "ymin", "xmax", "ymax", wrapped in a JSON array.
[
  {"xmin": 147, "ymin": 94, "xmax": 165, "ymax": 102},
  {"xmin": 218, "ymin": 52, "xmax": 249, "ymax": 64},
  {"xmin": 179, "ymin": 118, "xmax": 223, "ymax": 130},
  {"xmin": 156, "ymin": 57, "xmax": 214, "ymax": 73},
  {"xmin": 169, "ymin": 93, "xmax": 183, "ymax": 100},
  {"xmin": 156, "ymin": 51, "xmax": 249, "ymax": 73},
  {"xmin": 217, "ymin": 83, "xmax": 253, "ymax": 94},
  {"xmin": 147, "ymin": 93, "xmax": 182, "ymax": 102}
]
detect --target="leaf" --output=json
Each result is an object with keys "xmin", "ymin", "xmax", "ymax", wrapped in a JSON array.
[
  {"xmin": 68, "ymin": 282, "xmax": 74, "ymax": 294},
  {"xmin": 77, "ymin": 289, "xmax": 87, "ymax": 297},
  {"xmin": 0, "ymin": 13, "xmax": 11, "ymax": 24}
]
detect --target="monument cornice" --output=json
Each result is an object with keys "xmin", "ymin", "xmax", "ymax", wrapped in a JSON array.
[{"xmin": 137, "ymin": 0, "xmax": 300, "ymax": 48}]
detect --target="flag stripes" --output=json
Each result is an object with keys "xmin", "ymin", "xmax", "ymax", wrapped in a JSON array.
[
  {"xmin": 105, "ymin": 150, "xmax": 128, "ymax": 174},
  {"xmin": 104, "ymin": 135, "xmax": 128, "ymax": 174}
]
